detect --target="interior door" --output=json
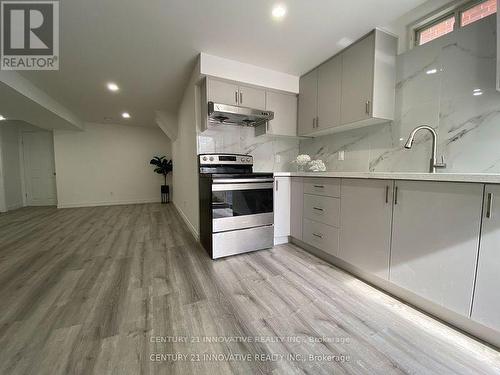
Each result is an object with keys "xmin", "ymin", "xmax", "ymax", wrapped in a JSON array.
[
  {"xmin": 22, "ymin": 131, "xmax": 57, "ymax": 206},
  {"xmin": 341, "ymin": 33, "xmax": 375, "ymax": 125},
  {"xmin": 471, "ymin": 185, "xmax": 500, "ymax": 331}
]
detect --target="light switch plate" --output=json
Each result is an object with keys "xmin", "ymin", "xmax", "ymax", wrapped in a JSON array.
[{"xmin": 338, "ymin": 150, "xmax": 345, "ymax": 161}]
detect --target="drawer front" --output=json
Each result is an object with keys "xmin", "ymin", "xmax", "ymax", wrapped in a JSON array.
[
  {"xmin": 303, "ymin": 178, "xmax": 340, "ymax": 197},
  {"xmin": 303, "ymin": 218, "xmax": 339, "ymax": 257},
  {"xmin": 303, "ymin": 194, "xmax": 340, "ymax": 227}
]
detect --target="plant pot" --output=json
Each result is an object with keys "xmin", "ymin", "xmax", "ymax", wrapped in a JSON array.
[{"xmin": 161, "ymin": 184, "xmax": 170, "ymax": 204}]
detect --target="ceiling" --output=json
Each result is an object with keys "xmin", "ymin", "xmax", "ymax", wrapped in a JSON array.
[{"xmin": 19, "ymin": 0, "xmax": 427, "ymax": 128}]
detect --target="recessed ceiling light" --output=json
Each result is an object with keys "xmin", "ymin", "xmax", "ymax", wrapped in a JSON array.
[
  {"xmin": 473, "ymin": 88, "xmax": 481, "ymax": 92},
  {"xmin": 426, "ymin": 69, "xmax": 437, "ymax": 75},
  {"xmin": 107, "ymin": 82, "xmax": 119, "ymax": 92},
  {"xmin": 272, "ymin": 4, "xmax": 287, "ymax": 20},
  {"xmin": 473, "ymin": 91, "xmax": 483, "ymax": 96},
  {"xmin": 0, "ymin": 115, "xmax": 5, "ymax": 121},
  {"xmin": 121, "ymin": 112, "xmax": 131, "ymax": 119}
]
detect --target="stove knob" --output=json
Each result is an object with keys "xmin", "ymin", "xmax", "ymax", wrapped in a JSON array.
[
  {"xmin": 246, "ymin": 157, "xmax": 251, "ymax": 162},
  {"xmin": 202, "ymin": 156, "xmax": 207, "ymax": 161},
  {"xmin": 209, "ymin": 157, "xmax": 214, "ymax": 161}
]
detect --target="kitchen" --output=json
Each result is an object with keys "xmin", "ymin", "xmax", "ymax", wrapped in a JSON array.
[{"xmin": 1, "ymin": 0, "xmax": 500, "ymax": 374}]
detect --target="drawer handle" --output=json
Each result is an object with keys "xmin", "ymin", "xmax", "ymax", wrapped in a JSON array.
[
  {"xmin": 313, "ymin": 185, "xmax": 325, "ymax": 189},
  {"xmin": 313, "ymin": 207, "xmax": 324, "ymax": 212},
  {"xmin": 312, "ymin": 233, "xmax": 323, "ymax": 239}
]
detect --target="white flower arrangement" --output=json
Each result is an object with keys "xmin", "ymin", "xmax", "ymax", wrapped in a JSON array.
[
  {"xmin": 295, "ymin": 154, "xmax": 311, "ymax": 166},
  {"xmin": 308, "ymin": 159, "xmax": 327, "ymax": 172}
]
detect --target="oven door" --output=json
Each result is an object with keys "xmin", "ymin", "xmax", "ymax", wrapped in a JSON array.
[{"xmin": 211, "ymin": 178, "xmax": 274, "ymax": 233}]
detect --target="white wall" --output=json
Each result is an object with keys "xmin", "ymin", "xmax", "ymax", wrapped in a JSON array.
[
  {"xmin": 54, "ymin": 123, "xmax": 171, "ymax": 208},
  {"xmin": 172, "ymin": 66, "xmax": 200, "ymax": 237},
  {"xmin": 200, "ymin": 53, "xmax": 299, "ymax": 93},
  {"xmin": 0, "ymin": 122, "xmax": 23, "ymax": 210}
]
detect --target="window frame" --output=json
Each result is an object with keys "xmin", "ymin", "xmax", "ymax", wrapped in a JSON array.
[{"xmin": 410, "ymin": 0, "xmax": 495, "ymax": 48}]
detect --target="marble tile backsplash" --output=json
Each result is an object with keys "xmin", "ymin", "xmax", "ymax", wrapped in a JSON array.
[
  {"xmin": 301, "ymin": 16, "xmax": 500, "ymax": 173},
  {"xmin": 197, "ymin": 125, "xmax": 299, "ymax": 172},
  {"xmin": 198, "ymin": 17, "xmax": 499, "ymax": 174}
]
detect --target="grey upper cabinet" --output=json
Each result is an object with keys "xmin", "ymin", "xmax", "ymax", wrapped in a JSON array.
[
  {"xmin": 206, "ymin": 78, "xmax": 265, "ymax": 109},
  {"xmin": 339, "ymin": 179, "xmax": 393, "ymax": 280},
  {"xmin": 298, "ymin": 29, "xmax": 396, "ymax": 137},
  {"xmin": 207, "ymin": 78, "xmax": 239, "ymax": 106},
  {"xmin": 238, "ymin": 84, "xmax": 266, "ymax": 110},
  {"xmin": 390, "ymin": 181, "xmax": 483, "ymax": 317},
  {"xmin": 255, "ymin": 91, "xmax": 298, "ymax": 137},
  {"xmin": 471, "ymin": 184, "xmax": 500, "ymax": 331},
  {"xmin": 298, "ymin": 69, "xmax": 318, "ymax": 136},
  {"xmin": 340, "ymin": 33, "xmax": 375, "ymax": 125},
  {"xmin": 317, "ymin": 55, "xmax": 342, "ymax": 130}
]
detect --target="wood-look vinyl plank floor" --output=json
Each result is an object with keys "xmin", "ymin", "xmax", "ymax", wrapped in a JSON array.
[{"xmin": 0, "ymin": 204, "xmax": 499, "ymax": 374}]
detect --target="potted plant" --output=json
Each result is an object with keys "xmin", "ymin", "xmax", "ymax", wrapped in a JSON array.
[{"xmin": 150, "ymin": 156, "xmax": 173, "ymax": 203}]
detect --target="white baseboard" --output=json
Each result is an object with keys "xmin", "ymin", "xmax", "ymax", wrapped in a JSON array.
[
  {"xmin": 57, "ymin": 198, "xmax": 160, "ymax": 209},
  {"xmin": 7, "ymin": 202, "xmax": 23, "ymax": 211},
  {"xmin": 274, "ymin": 236, "xmax": 290, "ymax": 245},
  {"xmin": 172, "ymin": 201, "xmax": 199, "ymax": 240}
]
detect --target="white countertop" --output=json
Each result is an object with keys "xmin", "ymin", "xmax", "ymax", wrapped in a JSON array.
[{"xmin": 273, "ymin": 171, "xmax": 500, "ymax": 184}]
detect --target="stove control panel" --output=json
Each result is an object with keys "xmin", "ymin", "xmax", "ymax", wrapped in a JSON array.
[{"xmin": 199, "ymin": 154, "xmax": 253, "ymax": 166}]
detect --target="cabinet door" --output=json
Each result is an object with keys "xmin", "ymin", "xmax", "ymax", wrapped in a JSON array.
[
  {"xmin": 317, "ymin": 55, "xmax": 341, "ymax": 130},
  {"xmin": 238, "ymin": 85, "xmax": 266, "ymax": 110},
  {"xmin": 390, "ymin": 181, "xmax": 483, "ymax": 317},
  {"xmin": 274, "ymin": 177, "xmax": 291, "ymax": 242},
  {"xmin": 471, "ymin": 185, "xmax": 500, "ymax": 331},
  {"xmin": 298, "ymin": 69, "xmax": 318, "ymax": 136},
  {"xmin": 341, "ymin": 33, "xmax": 374, "ymax": 125},
  {"xmin": 339, "ymin": 179, "xmax": 393, "ymax": 280},
  {"xmin": 266, "ymin": 91, "xmax": 297, "ymax": 137},
  {"xmin": 290, "ymin": 178, "xmax": 303, "ymax": 240},
  {"xmin": 207, "ymin": 78, "xmax": 239, "ymax": 106}
]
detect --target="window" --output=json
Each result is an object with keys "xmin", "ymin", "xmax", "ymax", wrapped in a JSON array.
[
  {"xmin": 415, "ymin": 0, "xmax": 497, "ymax": 47},
  {"xmin": 461, "ymin": 0, "xmax": 497, "ymax": 27},
  {"xmin": 417, "ymin": 16, "xmax": 456, "ymax": 46}
]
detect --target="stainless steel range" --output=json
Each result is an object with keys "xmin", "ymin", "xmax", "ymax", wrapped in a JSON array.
[{"xmin": 198, "ymin": 154, "xmax": 274, "ymax": 259}]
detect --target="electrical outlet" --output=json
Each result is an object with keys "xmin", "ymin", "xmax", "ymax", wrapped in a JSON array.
[
  {"xmin": 275, "ymin": 154, "xmax": 281, "ymax": 164},
  {"xmin": 338, "ymin": 150, "xmax": 345, "ymax": 161}
]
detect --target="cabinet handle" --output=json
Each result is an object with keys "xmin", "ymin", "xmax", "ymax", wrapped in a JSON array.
[
  {"xmin": 235, "ymin": 91, "xmax": 238, "ymax": 104},
  {"xmin": 313, "ymin": 207, "xmax": 324, "ymax": 212},
  {"xmin": 313, "ymin": 185, "xmax": 325, "ymax": 189},
  {"xmin": 312, "ymin": 233, "xmax": 323, "ymax": 239},
  {"xmin": 385, "ymin": 185, "xmax": 389, "ymax": 204},
  {"xmin": 275, "ymin": 180, "xmax": 279, "ymax": 192},
  {"xmin": 486, "ymin": 192, "xmax": 493, "ymax": 218},
  {"xmin": 240, "ymin": 92, "xmax": 243, "ymax": 104},
  {"xmin": 316, "ymin": 116, "xmax": 320, "ymax": 128},
  {"xmin": 312, "ymin": 117, "xmax": 316, "ymax": 129},
  {"xmin": 365, "ymin": 101, "xmax": 371, "ymax": 115},
  {"xmin": 394, "ymin": 186, "xmax": 399, "ymax": 205}
]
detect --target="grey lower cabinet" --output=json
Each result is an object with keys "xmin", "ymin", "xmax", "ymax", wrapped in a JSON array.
[
  {"xmin": 339, "ymin": 179, "xmax": 394, "ymax": 280},
  {"xmin": 390, "ymin": 180, "xmax": 483, "ymax": 317},
  {"xmin": 471, "ymin": 184, "xmax": 500, "ymax": 331}
]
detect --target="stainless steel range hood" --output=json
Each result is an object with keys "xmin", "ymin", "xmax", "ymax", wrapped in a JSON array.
[{"xmin": 208, "ymin": 102, "xmax": 274, "ymax": 127}]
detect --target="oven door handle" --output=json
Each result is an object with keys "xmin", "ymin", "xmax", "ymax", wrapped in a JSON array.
[
  {"xmin": 212, "ymin": 182, "xmax": 274, "ymax": 192},
  {"xmin": 213, "ymin": 178, "xmax": 274, "ymax": 184}
]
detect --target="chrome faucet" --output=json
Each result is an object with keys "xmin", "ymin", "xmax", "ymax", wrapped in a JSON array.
[{"xmin": 404, "ymin": 125, "xmax": 446, "ymax": 173}]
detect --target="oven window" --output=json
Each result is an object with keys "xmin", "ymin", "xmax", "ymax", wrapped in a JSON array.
[{"xmin": 212, "ymin": 188, "xmax": 273, "ymax": 219}]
